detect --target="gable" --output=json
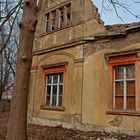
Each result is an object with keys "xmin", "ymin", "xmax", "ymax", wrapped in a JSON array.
[{"xmin": 33, "ymin": 0, "xmax": 105, "ymax": 53}]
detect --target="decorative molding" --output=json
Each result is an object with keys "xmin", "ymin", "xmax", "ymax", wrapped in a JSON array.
[
  {"xmin": 74, "ymin": 58, "xmax": 84, "ymax": 64},
  {"xmin": 37, "ymin": 51, "xmax": 75, "ymax": 65},
  {"xmin": 105, "ymin": 48, "xmax": 140, "ymax": 59},
  {"xmin": 31, "ymin": 66, "xmax": 37, "ymax": 70},
  {"xmin": 41, "ymin": 62, "xmax": 68, "ymax": 68},
  {"xmin": 44, "ymin": 0, "xmax": 72, "ymax": 14},
  {"xmin": 33, "ymin": 40, "xmax": 86, "ymax": 56}
]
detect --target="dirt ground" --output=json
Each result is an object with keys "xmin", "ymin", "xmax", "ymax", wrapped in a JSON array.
[{"xmin": 0, "ymin": 111, "xmax": 140, "ymax": 140}]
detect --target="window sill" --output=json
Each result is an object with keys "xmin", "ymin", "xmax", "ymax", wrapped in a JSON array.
[
  {"xmin": 106, "ymin": 110, "xmax": 140, "ymax": 116},
  {"xmin": 40, "ymin": 25, "xmax": 72, "ymax": 37},
  {"xmin": 40, "ymin": 106, "xmax": 65, "ymax": 112}
]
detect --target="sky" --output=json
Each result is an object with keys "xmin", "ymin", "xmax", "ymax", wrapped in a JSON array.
[
  {"xmin": 12, "ymin": 0, "xmax": 140, "ymax": 25},
  {"xmin": 92, "ymin": 0, "xmax": 140, "ymax": 25}
]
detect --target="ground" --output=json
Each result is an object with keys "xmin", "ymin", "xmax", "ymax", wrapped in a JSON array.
[{"xmin": 0, "ymin": 110, "xmax": 140, "ymax": 140}]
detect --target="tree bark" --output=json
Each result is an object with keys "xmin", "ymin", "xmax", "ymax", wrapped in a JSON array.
[
  {"xmin": 6, "ymin": 0, "xmax": 37, "ymax": 140},
  {"xmin": 0, "ymin": 52, "xmax": 4, "ymax": 101}
]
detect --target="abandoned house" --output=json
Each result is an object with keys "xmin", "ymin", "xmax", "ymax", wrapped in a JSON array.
[{"xmin": 28, "ymin": 0, "xmax": 140, "ymax": 135}]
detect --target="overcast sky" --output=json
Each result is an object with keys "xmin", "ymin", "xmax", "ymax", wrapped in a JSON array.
[{"xmin": 92, "ymin": 0, "xmax": 140, "ymax": 25}]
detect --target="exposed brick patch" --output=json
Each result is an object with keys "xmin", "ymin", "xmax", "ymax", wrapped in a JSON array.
[
  {"xmin": 90, "ymin": 0, "xmax": 104, "ymax": 24},
  {"xmin": 109, "ymin": 116, "xmax": 123, "ymax": 127},
  {"xmin": 84, "ymin": 32, "xmax": 140, "ymax": 57},
  {"xmin": 105, "ymin": 22, "xmax": 140, "ymax": 32}
]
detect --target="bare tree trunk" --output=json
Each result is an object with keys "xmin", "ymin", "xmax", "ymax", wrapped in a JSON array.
[
  {"xmin": 6, "ymin": 0, "xmax": 37, "ymax": 140},
  {"xmin": 0, "ymin": 52, "xmax": 4, "ymax": 100},
  {"xmin": 0, "ymin": 89, "xmax": 3, "ymax": 100}
]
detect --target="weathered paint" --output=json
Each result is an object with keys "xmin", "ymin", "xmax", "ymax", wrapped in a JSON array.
[{"xmin": 28, "ymin": 0, "xmax": 140, "ymax": 136}]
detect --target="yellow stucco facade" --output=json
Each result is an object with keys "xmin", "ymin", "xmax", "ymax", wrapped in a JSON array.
[{"xmin": 28, "ymin": 0, "xmax": 140, "ymax": 135}]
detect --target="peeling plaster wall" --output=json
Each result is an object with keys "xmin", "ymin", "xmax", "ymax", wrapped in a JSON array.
[
  {"xmin": 33, "ymin": 0, "xmax": 105, "ymax": 52},
  {"xmin": 82, "ymin": 32, "xmax": 140, "ymax": 135}
]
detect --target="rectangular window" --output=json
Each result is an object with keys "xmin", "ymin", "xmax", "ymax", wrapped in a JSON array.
[
  {"xmin": 46, "ymin": 72, "xmax": 63, "ymax": 107},
  {"xmin": 45, "ymin": 13, "xmax": 50, "ymax": 32},
  {"xmin": 105, "ymin": 53, "xmax": 140, "ymax": 116},
  {"xmin": 113, "ymin": 64, "xmax": 135, "ymax": 111},
  {"xmin": 45, "ymin": 3, "xmax": 71, "ymax": 33},
  {"xmin": 45, "ymin": 10, "xmax": 56, "ymax": 32},
  {"xmin": 42, "ymin": 66, "xmax": 66, "ymax": 110}
]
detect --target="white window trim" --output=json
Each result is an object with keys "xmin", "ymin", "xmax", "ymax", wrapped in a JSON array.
[
  {"xmin": 46, "ymin": 73, "xmax": 63, "ymax": 107},
  {"xmin": 113, "ymin": 65, "xmax": 135, "ymax": 111}
]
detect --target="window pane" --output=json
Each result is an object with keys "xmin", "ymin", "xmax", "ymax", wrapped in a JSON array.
[
  {"xmin": 127, "ymin": 97, "xmax": 135, "ymax": 110},
  {"xmin": 52, "ymin": 96, "xmax": 56, "ymax": 106},
  {"xmin": 59, "ymin": 85, "xmax": 63, "ymax": 95},
  {"xmin": 53, "ymin": 85, "xmax": 57, "ymax": 95},
  {"xmin": 58, "ymin": 96, "xmax": 62, "ymax": 106},
  {"xmin": 115, "ymin": 81, "xmax": 124, "ymax": 96},
  {"xmin": 53, "ymin": 74, "xmax": 58, "ymax": 83},
  {"xmin": 52, "ymin": 11, "xmax": 56, "ymax": 19},
  {"xmin": 60, "ymin": 7, "xmax": 64, "ymax": 15},
  {"xmin": 115, "ymin": 96, "xmax": 123, "ymax": 110},
  {"xmin": 47, "ymin": 75, "xmax": 52, "ymax": 84},
  {"xmin": 67, "ymin": 13, "xmax": 70, "ymax": 18},
  {"xmin": 114, "ymin": 66, "xmax": 124, "ymax": 79},
  {"xmin": 60, "ymin": 16, "xmax": 64, "ymax": 27},
  {"xmin": 59, "ymin": 73, "xmax": 63, "ymax": 83},
  {"xmin": 46, "ymin": 86, "xmax": 51, "ymax": 95},
  {"xmin": 66, "ymin": 4, "xmax": 71, "ymax": 14},
  {"xmin": 51, "ymin": 10, "xmax": 56, "ymax": 31},
  {"xmin": 46, "ymin": 96, "xmax": 51, "ymax": 106},
  {"xmin": 46, "ymin": 13, "xmax": 50, "ymax": 33},
  {"xmin": 46, "ymin": 22, "xmax": 49, "ymax": 32},
  {"xmin": 66, "ymin": 4, "xmax": 71, "ymax": 25},
  {"xmin": 127, "ymin": 81, "xmax": 135, "ymax": 95},
  {"xmin": 52, "ymin": 19, "xmax": 55, "ymax": 30},
  {"xmin": 126, "ymin": 64, "xmax": 135, "ymax": 79},
  {"xmin": 46, "ymin": 13, "xmax": 49, "ymax": 20}
]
